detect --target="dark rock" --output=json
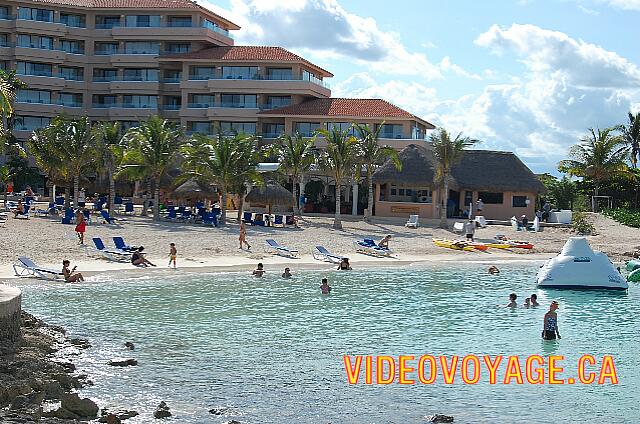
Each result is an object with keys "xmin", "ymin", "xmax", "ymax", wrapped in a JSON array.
[
  {"xmin": 124, "ymin": 342, "xmax": 135, "ymax": 350},
  {"xmin": 154, "ymin": 401, "xmax": 171, "ymax": 419},
  {"xmin": 99, "ymin": 409, "xmax": 139, "ymax": 422},
  {"xmin": 209, "ymin": 406, "xmax": 240, "ymax": 416},
  {"xmin": 108, "ymin": 358, "xmax": 138, "ymax": 367},
  {"xmin": 60, "ymin": 393, "xmax": 99, "ymax": 418},
  {"xmin": 99, "ymin": 413, "xmax": 122, "ymax": 424},
  {"xmin": 426, "ymin": 414, "xmax": 454, "ymax": 423},
  {"xmin": 70, "ymin": 337, "xmax": 92, "ymax": 349},
  {"xmin": 9, "ymin": 395, "xmax": 31, "ymax": 410},
  {"xmin": 119, "ymin": 410, "xmax": 139, "ymax": 420},
  {"xmin": 43, "ymin": 380, "xmax": 64, "ymax": 399},
  {"xmin": 226, "ymin": 420, "xmax": 242, "ymax": 424}
]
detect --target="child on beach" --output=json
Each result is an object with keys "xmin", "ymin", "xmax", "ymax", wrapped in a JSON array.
[
  {"xmin": 239, "ymin": 221, "xmax": 251, "ymax": 250},
  {"xmin": 253, "ymin": 263, "xmax": 265, "ymax": 277},
  {"xmin": 168, "ymin": 243, "xmax": 177, "ymax": 268},
  {"xmin": 320, "ymin": 278, "xmax": 332, "ymax": 294},
  {"xmin": 62, "ymin": 260, "xmax": 84, "ymax": 282}
]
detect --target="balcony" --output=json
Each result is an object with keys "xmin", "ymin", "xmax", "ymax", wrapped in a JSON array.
[
  {"xmin": 58, "ymin": 73, "xmax": 83, "ymax": 81},
  {"xmin": 58, "ymin": 101, "xmax": 83, "ymax": 108},
  {"xmin": 93, "ymin": 76, "xmax": 119, "ymax": 82},
  {"xmin": 260, "ymin": 103, "xmax": 291, "ymax": 110},
  {"xmin": 187, "ymin": 103, "xmax": 214, "ymax": 109},
  {"xmin": 160, "ymin": 77, "xmax": 181, "ymax": 83},
  {"xmin": 16, "ymin": 98, "xmax": 53, "ymax": 105},
  {"xmin": 159, "ymin": 104, "xmax": 181, "ymax": 110}
]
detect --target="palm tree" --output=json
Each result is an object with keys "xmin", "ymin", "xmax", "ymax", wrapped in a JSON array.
[
  {"xmin": 430, "ymin": 128, "xmax": 478, "ymax": 228},
  {"xmin": 123, "ymin": 116, "xmax": 183, "ymax": 220},
  {"xmin": 355, "ymin": 123, "xmax": 401, "ymax": 221},
  {"xmin": 0, "ymin": 70, "xmax": 27, "ymax": 153},
  {"xmin": 94, "ymin": 122, "xmax": 126, "ymax": 214},
  {"xmin": 272, "ymin": 132, "xmax": 317, "ymax": 216},
  {"xmin": 57, "ymin": 116, "xmax": 97, "ymax": 207},
  {"xmin": 621, "ymin": 112, "xmax": 640, "ymax": 168},
  {"xmin": 181, "ymin": 131, "xmax": 259, "ymax": 225},
  {"xmin": 318, "ymin": 126, "xmax": 360, "ymax": 229},
  {"xmin": 558, "ymin": 127, "xmax": 628, "ymax": 208},
  {"xmin": 29, "ymin": 127, "xmax": 71, "ymax": 205}
]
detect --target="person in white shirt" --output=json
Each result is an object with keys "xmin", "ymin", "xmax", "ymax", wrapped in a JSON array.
[{"xmin": 464, "ymin": 219, "xmax": 476, "ymax": 241}]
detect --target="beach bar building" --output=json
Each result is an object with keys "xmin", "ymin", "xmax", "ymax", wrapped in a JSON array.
[{"xmin": 372, "ymin": 144, "xmax": 546, "ymax": 220}]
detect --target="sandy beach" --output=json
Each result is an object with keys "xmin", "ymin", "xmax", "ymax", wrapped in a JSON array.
[{"xmin": 1, "ymin": 210, "xmax": 638, "ymax": 279}]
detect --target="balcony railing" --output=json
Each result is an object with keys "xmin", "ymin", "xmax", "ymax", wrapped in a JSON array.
[
  {"xmin": 260, "ymin": 103, "xmax": 291, "ymax": 110},
  {"xmin": 261, "ymin": 132, "xmax": 284, "ymax": 139},
  {"xmin": 58, "ymin": 73, "xmax": 83, "ymax": 81},
  {"xmin": 122, "ymin": 77, "xmax": 159, "ymax": 82},
  {"xmin": 185, "ymin": 102, "xmax": 258, "ymax": 109},
  {"xmin": 187, "ymin": 74, "xmax": 329, "ymax": 88},
  {"xmin": 95, "ymin": 23, "xmax": 121, "ymax": 29},
  {"xmin": 93, "ymin": 76, "xmax": 118, "ymax": 82},
  {"xmin": 16, "ymin": 43, "xmax": 55, "ymax": 50},
  {"xmin": 159, "ymin": 104, "xmax": 181, "ymax": 110},
  {"xmin": 187, "ymin": 103, "xmax": 214, "ymax": 109},
  {"xmin": 93, "ymin": 103, "xmax": 157, "ymax": 109},
  {"xmin": 58, "ymin": 101, "xmax": 82, "ymax": 108},
  {"xmin": 16, "ymin": 98, "xmax": 53, "ymax": 105},
  {"xmin": 160, "ymin": 77, "xmax": 181, "ymax": 83},
  {"xmin": 17, "ymin": 70, "xmax": 54, "ymax": 77}
]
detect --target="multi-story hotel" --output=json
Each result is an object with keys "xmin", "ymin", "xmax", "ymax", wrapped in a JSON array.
[{"xmin": 0, "ymin": 0, "xmax": 434, "ymax": 146}]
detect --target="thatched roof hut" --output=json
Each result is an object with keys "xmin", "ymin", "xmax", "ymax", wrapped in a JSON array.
[
  {"xmin": 373, "ymin": 144, "xmax": 546, "ymax": 193},
  {"xmin": 245, "ymin": 183, "xmax": 294, "ymax": 206},
  {"xmin": 172, "ymin": 178, "xmax": 216, "ymax": 199}
]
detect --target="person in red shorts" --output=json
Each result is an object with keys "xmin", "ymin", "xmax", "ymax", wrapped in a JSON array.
[{"xmin": 75, "ymin": 209, "xmax": 86, "ymax": 245}]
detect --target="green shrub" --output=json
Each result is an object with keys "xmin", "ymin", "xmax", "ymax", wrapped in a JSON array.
[
  {"xmin": 603, "ymin": 208, "xmax": 640, "ymax": 228},
  {"xmin": 571, "ymin": 211, "xmax": 596, "ymax": 235}
]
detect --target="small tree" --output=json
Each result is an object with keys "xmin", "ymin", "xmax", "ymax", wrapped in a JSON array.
[{"xmin": 94, "ymin": 122, "xmax": 126, "ymax": 214}]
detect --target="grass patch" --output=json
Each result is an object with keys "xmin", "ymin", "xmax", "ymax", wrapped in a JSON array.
[{"xmin": 603, "ymin": 208, "xmax": 640, "ymax": 228}]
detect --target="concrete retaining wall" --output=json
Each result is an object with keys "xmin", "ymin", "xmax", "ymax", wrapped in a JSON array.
[{"xmin": 0, "ymin": 285, "xmax": 22, "ymax": 351}]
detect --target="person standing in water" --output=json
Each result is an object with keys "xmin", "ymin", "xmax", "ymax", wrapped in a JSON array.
[
  {"xmin": 239, "ymin": 221, "xmax": 251, "ymax": 250},
  {"xmin": 542, "ymin": 301, "xmax": 561, "ymax": 340},
  {"xmin": 506, "ymin": 293, "xmax": 518, "ymax": 308},
  {"xmin": 253, "ymin": 263, "xmax": 265, "ymax": 277},
  {"xmin": 337, "ymin": 258, "xmax": 351, "ymax": 270},
  {"xmin": 320, "ymin": 278, "xmax": 332, "ymax": 294},
  {"xmin": 168, "ymin": 243, "xmax": 177, "ymax": 268},
  {"xmin": 281, "ymin": 267, "xmax": 292, "ymax": 278},
  {"xmin": 530, "ymin": 293, "xmax": 539, "ymax": 307},
  {"xmin": 523, "ymin": 298, "xmax": 531, "ymax": 308}
]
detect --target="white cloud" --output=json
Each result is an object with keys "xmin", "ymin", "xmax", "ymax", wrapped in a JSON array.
[{"xmin": 600, "ymin": 0, "xmax": 640, "ymax": 10}]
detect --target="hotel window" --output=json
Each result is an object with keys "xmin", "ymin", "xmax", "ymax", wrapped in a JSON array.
[
  {"xmin": 95, "ymin": 42, "xmax": 119, "ymax": 55},
  {"xmin": 380, "ymin": 124, "xmax": 404, "ymax": 139},
  {"xmin": 60, "ymin": 39, "xmax": 85, "ymax": 54},
  {"xmin": 0, "ymin": 7, "xmax": 9, "ymax": 19},
  {"xmin": 263, "ymin": 123, "xmax": 285, "ymax": 138},
  {"xmin": 15, "ymin": 116, "xmax": 50, "ymax": 131},
  {"xmin": 295, "ymin": 122, "xmax": 320, "ymax": 137},
  {"xmin": 93, "ymin": 68, "xmax": 118, "ymax": 82},
  {"xmin": 163, "ymin": 69, "xmax": 182, "ymax": 82},
  {"xmin": 124, "ymin": 41, "xmax": 160, "ymax": 54},
  {"xmin": 266, "ymin": 68, "xmax": 293, "ymax": 80},
  {"xmin": 190, "ymin": 66, "xmax": 215, "ymax": 80},
  {"xmin": 125, "ymin": 15, "xmax": 161, "ymax": 27},
  {"xmin": 59, "ymin": 66, "xmax": 83, "ymax": 81},
  {"xmin": 123, "ymin": 95, "xmax": 157, "ymax": 109},
  {"xmin": 58, "ymin": 92, "xmax": 83, "ymax": 107},
  {"xmin": 221, "ymin": 66, "xmax": 258, "ymax": 80},
  {"xmin": 93, "ymin": 94, "xmax": 117, "ymax": 107},
  {"xmin": 16, "ymin": 89, "xmax": 51, "ymax": 104},
  {"xmin": 190, "ymin": 121, "xmax": 212, "ymax": 135},
  {"xmin": 478, "ymin": 192, "xmax": 504, "ymax": 204},
  {"xmin": 95, "ymin": 16, "xmax": 121, "ymax": 29},
  {"xmin": 17, "ymin": 34, "xmax": 53, "ymax": 50},
  {"xmin": 165, "ymin": 43, "xmax": 190, "ymax": 53},
  {"xmin": 167, "ymin": 16, "xmax": 192, "ymax": 27},
  {"xmin": 16, "ymin": 61, "xmax": 52, "ymax": 77},
  {"xmin": 326, "ymin": 122, "xmax": 356, "ymax": 136},
  {"xmin": 0, "ymin": 33, "xmax": 9, "ymax": 47},
  {"xmin": 220, "ymin": 122, "xmax": 256, "ymax": 135},
  {"xmin": 190, "ymin": 94, "xmax": 215, "ymax": 108},
  {"xmin": 17, "ymin": 7, "xmax": 53, "ymax": 22},
  {"xmin": 60, "ymin": 13, "xmax": 85, "ymax": 28},
  {"xmin": 162, "ymin": 96, "xmax": 181, "ymax": 110},
  {"xmin": 512, "ymin": 195, "xmax": 529, "ymax": 208},
  {"xmin": 265, "ymin": 96, "xmax": 291, "ymax": 109},
  {"xmin": 220, "ymin": 94, "xmax": 257, "ymax": 108},
  {"xmin": 389, "ymin": 185, "xmax": 432, "ymax": 203},
  {"xmin": 123, "ymin": 68, "xmax": 159, "ymax": 81}
]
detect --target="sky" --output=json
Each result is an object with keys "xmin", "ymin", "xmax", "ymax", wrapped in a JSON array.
[{"xmin": 198, "ymin": 0, "xmax": 640, "ymax": 174}]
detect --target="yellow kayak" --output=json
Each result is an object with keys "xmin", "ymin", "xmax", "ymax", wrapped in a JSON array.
[
  {"xmin": 432, "ymin": 238, "xmax": 476, "ymax": 252},
  {"xmin": 485, "ymin": 242, "xmax": 512, "ymax": 249}
]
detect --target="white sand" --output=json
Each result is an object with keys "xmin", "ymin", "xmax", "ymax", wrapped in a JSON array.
[{"xmin": 0, "ymin": 210, "xmax": 637, "ymax": 279}]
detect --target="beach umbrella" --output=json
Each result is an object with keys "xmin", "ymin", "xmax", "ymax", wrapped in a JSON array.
[
  {"xmin": 172, "ymin": 178, "xmax": 216, "ymax": 201},
  {"xmin": 245, "ymin": 183, "xmax": 294, "ymax": 215}
]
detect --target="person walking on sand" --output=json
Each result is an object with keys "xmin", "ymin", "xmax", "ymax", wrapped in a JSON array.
[
  {"xmin": 168, "ymin": 243, "xmax": 177, "ymax": 268},
  {"xmin": 239, "ymin": 221, "xmax": 251, "ymax": 250},
  {"xmin": 542, "ymin": 301, "xmax": 561, "ymax": 340},
  {"xmin": 476, "ymin": 198, "xmax": 484, "ymax": 214},
  {"xmin": 464, "ymin": 219, "xmax": 476, "ymax": 241},
  {"xmin": 62, "ymin": 259, "xmax": 84, "ymax": 282},
  {"xmin": 320, "ymin": 278, "xmax": 332, "ymax": 294},
  {"xmin": 75, "ymin": 209, "xmax": 86, "ymax": 245}
]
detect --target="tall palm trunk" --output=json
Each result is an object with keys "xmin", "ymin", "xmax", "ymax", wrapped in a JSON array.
[
  {"xmin": 65, "ymin": 183, "xmax": 71, "ymax": 208},
  {"xmin": 108, "ymin": 168, "xmax": 115, "ymax": 214},
  {"xmin": 440, "ymin": 175, "xmax": 449, "ymax": 228},
  {"xmin": 236, "ymin": 190, "xmax": 245, "ymax": 223},
  {"xmin": 292, "ymin": 176, "xmax": 299, "ymax": 216},
  {"xmin": 366, "ymin": 169, "xmax": 374, "ymax": 222},
  {"xmin": 334, "ymin": 180, "xmax": 342, "ymax": 229},
  {"xmin": 3, "ymin": 191, "xmax": 7, "ymax": 209},
  {"xmin": 140, "ymin": 178, "xmax": 149, "ymax": 216},
  {"xmin": 153, "ymin": 177, "xmax": 160, "ymax": 220},
  {"xmin": 73, "ymin": 175, "xmax": 79, "ymax": 208},
  {"xmin": 220, "ymin": 185, "xmax": 227, "ymax": 226}
]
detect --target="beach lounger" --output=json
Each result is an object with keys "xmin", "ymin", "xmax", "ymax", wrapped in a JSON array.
[
  {"xmin": 354, "ymin": 238, "xmax": 393, "ymax": 257},
  {"xmin": 61, "ymin": 208, "xmax": 75, "ymax": 225},
  {"xmin": 92, "ymin": 237, "xmax": 130, "ymax": 261},
  {"xmin": 313, "ymin": 246, "xmax": 344, "ymax": 264},
  {"xmin": 242, "ymin": 212, "xmax": 253, "ymax": 225},
  {"xmin": 202, "ymin": 212, "xmax": 218, "ymax": 227},
  {"xmin": 273, "ymin": 215, "xmax": 284, "ymax": 227},
  {"xmin": 13, "ymin": 256, "xmax": 64, "ymax": 280},
  {"xmin": 511, "ymin": 216, "xmax": 520, "ymax": 231},
  {"xmin": 265, "ymin": 239, "xmax": 299, "ymax": 258},
  {"xmin": 405, "ymin": 214, "xmax": 419, "ymax": 228},
  {"xmin": 123, "ymin": 202, "xmax": 134, "ymax": 215},
  {"xmin": 14, "ymin": 205, "xmax": 30, "ymax": 219},
  {"xmin": 474, "ymin": 216, "xmax": 488, "ymax": 228},
  {"xmin": 113, "ymin": 236, "xmax": 138, "ymax": 252},
  {"xmin": 83, "ymin": 209, "xmax": 92, "ymax": 225},
  {"xmin": 453, "ymin": 222, "xmax": 465, "ymax": 233},
  {"xmin": 0, "ymin": 213, "xmax": 7, "ymax": 227},
  {"xmin": 529, "ymin": 216, "xmax": 540, "ymax": 232},
  {"xmin": 99, "ymin": 210, "xmax": 117, "ymax": 224},
  {"xmin": 165, "ymin": 207, "xmax": 177, "ymax": 221}
]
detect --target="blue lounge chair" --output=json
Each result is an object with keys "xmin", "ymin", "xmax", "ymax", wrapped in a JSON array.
[
  {"xmin": 55, "ymin": 197, "xmax": 65, "ymax": 207},
  {"xmin": 83, "ymin": 209, "xmax": 91, "ymax": 224},
  {"xmin": 242, "ymin": 212, "xmax": 253, "ymax": 224},
  {"xmin": 178, "ymin": 210, "xmax": 192, "ymax": 222},
  {"xmin": 92, "ymin": 237, "xmax": 130, "ymax": 261},
  {"xmin": 100, "ymin": 210, "xmax": 117, "ymax": 224},
  {"xmin": 123, "ymin": 202, "xmax": 134, "ymax": 215},
  {"xmin": 265, "ymin": 239, "xmax": 298, "ymax": 258},
  {"xmin": 113, "ymin": 236, "xmax": 137, "ymax": 252},
  {"xmin": 286, "ymin": 215, "xmax": 296, "ymax": 226},
  {"xmin": 273, "ymin": 215, "xmax": 284, "ymax": 227},
  {"xmin": 202, "ymin": 212, "xmax": 218, "ymax": 227},
  {"xmin": 13, "ymin": 256, "xmax": 64, "ymax": 280},
  {"xmin": 61, "ymin": 208, "xmax": 75, "ymax": 224},
  {"xmin": 313, "ymin": 246, "xmax": 345, "ymax": 264},
  {"xmin": 165, "ymin": 208, "xmax": 177, "ymax": 221},
  {"xmin": 254, "ymin": 214, "xmax": 266, "ymax": 227},
  {"xmin": 354, "ymin": 238, "xmax": 393, "ymax": 257}
]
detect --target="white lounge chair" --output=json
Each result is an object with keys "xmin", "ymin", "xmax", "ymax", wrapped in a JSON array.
[
  {"xmin": 13, "ymin": 256, "xmax": 64, "ymax": 280},
  {"xmin": 474, "ymin": 216, "xmax": 487, "ymax": 228},
  {"xmin": 511, "ymin": 216, "xmax": 520, "ymax": 231},
  {"xmin": 92, "ymin": 237, "xmax": 130, "ymax": 261},
  {"xmin": 453, "ymin": 222, "xmax": 465, "ymax": 233},
  {"xmin": 354, "ymin": 239, "xmax": 393, "ymax": 257},
  {"xmin": 313, "ymin": 246, "xmax": 344, "ymax": 264},
  {"xmin": 0, "ymin": 213, "xmax": 7, "ymax": 227},
  {"xmin": 405, "ymin": 215, "xmax": 419, "ymax": 228},
  {"xmin": 265, "ymin": 239, "xmax": 299, "ymax": 258},
  {"xmin": 530, "ymin": 216, "xmax": 540, "ymax": 232}
]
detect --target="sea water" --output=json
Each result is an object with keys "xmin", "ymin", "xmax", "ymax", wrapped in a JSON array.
[{"xmin": 12, "ymin": 263, "xmax": 640, "ymax": 423}]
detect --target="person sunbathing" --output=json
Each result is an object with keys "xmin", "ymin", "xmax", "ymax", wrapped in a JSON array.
[
  {"xmin": 62, "ymin": 260, "xmax": 84, "ymax": 282},
  {"xmin": 13, "ymin": 200, "xmax": 24, "ymax": 218},
  {"xmin": 131, "ymin": 246, "xmax": 155, "ymax": 267},
  {"xmin": 378, "ymin": 235, "xmax": 391, "ymax": 249}
]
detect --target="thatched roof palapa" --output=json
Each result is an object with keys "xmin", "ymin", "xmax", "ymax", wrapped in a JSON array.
[
  {"xmin": 172, "ymin": 178, "xmax": 216, "ymax": 198},
  {"xmin": 245, "ymin": 183, "xmax": 294, "ymax": 206},
  {"xmin": 372, "ymin": 144, "xmax": 546, "ymax": 193}
]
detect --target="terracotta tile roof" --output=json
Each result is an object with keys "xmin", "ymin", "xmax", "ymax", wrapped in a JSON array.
[
  {"xmin": 162, "ymin": 46, "xmax": 333, "ymax": 77},
  {"xmin": 260, "ymin": 98, "xmax": 434, "ymax": 126}
]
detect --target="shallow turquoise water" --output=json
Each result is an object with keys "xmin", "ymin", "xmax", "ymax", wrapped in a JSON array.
[{"xmin": 11, "ymin": 263, "xmax": 640, "ymax": 423}]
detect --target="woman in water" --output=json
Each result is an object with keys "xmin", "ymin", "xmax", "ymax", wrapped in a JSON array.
[
  {"xmin": 281, "ymin": 267, "xmax": 292, "ymax": 278},
  {"xmin": 488, "ymin": 265, "xmax": 500, "ymax": 275},
  {"xmin": 320, "ymin": 278, "xmax": 332, "ymax": 294},
  {"xmin": 523, "ymin": 298, "xmax": 531, "ymax": 308},
  {"xmin": 62, "ymin": 260, "xmax": 84, "ymax": 282},
  {"xmin": 542, "ymin": 301, "xmax": 561, "ymax": 340},
  {"xmin": 337, "ymin": 258, "xmax": 351, "ymax": 270},
  {"xmin": 253, "ymin": 263, "xmax": 265, "ymax": 277},
  {"xmin": 506, "ymin": 293, "xmax": 518, "ymax": 308},
  {"xmin": 530, "ymin": 293, "xmax": 539, "ymax": 307}
]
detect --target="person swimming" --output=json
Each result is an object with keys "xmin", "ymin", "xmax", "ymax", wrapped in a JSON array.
[
  {"xmin": 488, "ymin": 265, "xmax": 500, "ymax": 275},
  {"xmin": 523, "ymin": 298, "xmax": 531, "ymax": 308},
  {"xmin": 281, "ymin": 267, "xmax": 292, "ymax": 278},
  {"xmin": 320, "ymin": 278, "xmax": 332, "ymax": 294},
  {"xmin": 507, "ymin": 293, "xmax": 518, "ymax": 308},
  {"xmin": 542, "ymin": 301, "xmax": 561, "ymax": 340},
  {"xmin": 530, "ymin": 293, "xmax": 539, "ymax": 307},
  {"xmin": 337, "ymin": 258, "xmax": 351, "ymax": 270},
  {"xmin": 253, "ymin": 263, "xmax": 265, "ymax": 277}
]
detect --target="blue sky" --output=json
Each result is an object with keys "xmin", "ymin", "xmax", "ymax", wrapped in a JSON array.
[{"xmin": 200, "ymin": 0, "xmax": 640, "ymax": 173}]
